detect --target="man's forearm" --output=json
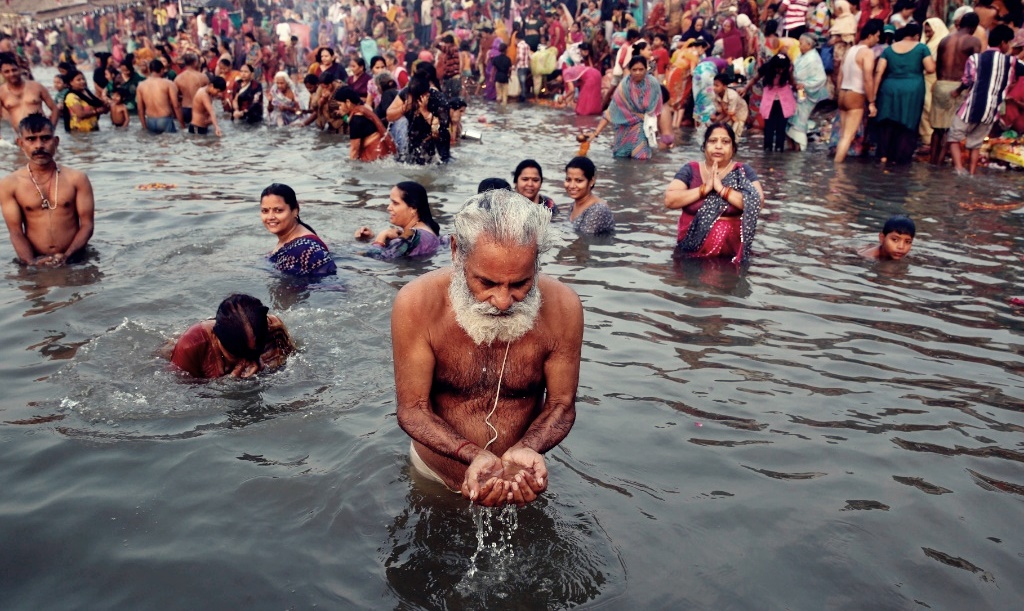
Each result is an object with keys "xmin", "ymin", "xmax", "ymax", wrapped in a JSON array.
[
  {"xmin": 518, "ymin": 399, "xmax": 576, "ymax": 454},
  {"xmin": 397, "ymin": 400, "xmax": 477, "ymax": 462},
  {"xmin": 63, "ymin": 223, "xmax": 93, "ymax": 258}
]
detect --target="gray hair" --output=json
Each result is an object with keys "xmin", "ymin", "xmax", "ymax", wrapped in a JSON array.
[
  {"xmin": 453, "ymin": 189, "xmax": 552, "ymax": 265},
  {"xmin": 799, "ymin": 33, "xmax": 817, "ymax": 48}
]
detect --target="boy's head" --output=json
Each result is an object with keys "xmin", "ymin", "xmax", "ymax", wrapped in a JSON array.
[
  {"xmin": 879, "ymin": 215, "xmax": 915, "ymax": 260},
  {"xmin": 713, "ymin": 74, "xmax": 729, "ymax": 95}
]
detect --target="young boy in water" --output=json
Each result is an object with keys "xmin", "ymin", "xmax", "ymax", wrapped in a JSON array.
[
  {"xmin": 860, "ymin": 215, "xmax": 915, "ymax": 260},
  {"xmin": 109, "ymin": 89, "xmax": 129, "ymax": 127}
]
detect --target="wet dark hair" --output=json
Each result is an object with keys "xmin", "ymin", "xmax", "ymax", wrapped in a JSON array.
[
  {"xmin": 212, "ymin": 294, "xmax": 269, "ymax": 363},
  {"xmin": 959, "ymin": 12, "xmax": 980, "ymax": 31},
  {"xmin": 149, "ymin": 59, "xmax": 165, "ymax": 73},
  {"xmin": 319, "ymin": 71, "xmax": 337, "ymax": 85},
  {"xmin": 407, "ymin": 74, "xmax": 430, "ymax": 100},
  {"xmin": 627, "ymin": 55, "xmax": 648, "ymax": 70},
  {"xmin": 303, "ymin": 73, "xmax": 319, "ymax": 87},
  {"xmin": 448, "ymin": 96, "xmax": 467, "ymax": 110},
  {"xmin": 478, "ymin": 177, "xmax": 512, "ymax": 192},
  {"xmin": 565, "ymin": 156, "xmax": 596, "ymax": 180},
  {"xmin": 860, "ymin": 19, "xmax": 884, "ymax": 40},
  {"xmin": 764, "ymin": 19, "xmax": 778, "ymax": 34},
  {"xmin": 395, "ymin": 181, "xmax": 440, "ymax": 234},
  {"xmin": 210, "ymin": 76, "xmax": 227, "ymax": 91},
  {"xmin": 701, "ymin": 121, "xmax": 738, "ymax": 151},
  {"xmin": 759, "ymin": 53, "xmax": 793, "ymax": 88},
  {"xmin": 882, "ymin": 215, "xmax": 915, "ymax": 237},
  {"xmin": 989, "ymin": 24, "xmax": 1015, "ymax": 47},
  {"xmin": 370, "ymin": 55, "xmax": 385, "ymax": 69},
  {"xmin": 713, "ymin": 73, "xmax": 731, "ymax": 85},
  {"xmin": 513, "ymin": 159, "xmax": 544, "ymax": 183},
  {"xmin": 414, "ymin": 62, "xmax": 440, "ymax": 88},
  {"xmin": 333, "ymin": 86, "xmax": 363, "ymax": 104},
  {"xmin": 18, "ymin": 113, "xmax": 53, "ymax": 135},
  {"xmin": 900, "ymin": 22, "xmax": 922, "ymax": 40},
  {"xmin": 260, "ymin": 183, "xmax": 318, "ymax": 235},
  {"xmin": 58, "ymin": 61, "xmax": 76, "ymax": 74},
  {"xmin": 0, "ymin": 51, "xmax": 18, "ymax": 69}
]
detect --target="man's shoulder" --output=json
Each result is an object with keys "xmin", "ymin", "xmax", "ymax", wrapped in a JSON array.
[
  {"xmin": 395, "ymin": 268, "xmax": 452, "ymax": 312},
  {"xmin": 538, "ymin": 273, "xmax": 582, "ymax": 317}
]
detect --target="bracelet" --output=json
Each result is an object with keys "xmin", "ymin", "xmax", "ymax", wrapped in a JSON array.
[
  {"xmin": 721, "ymin": 186, "xmax": 732, "ymax": 200},
  {"xmin": 454, "ymin": 440, "xmax": 474, "ymax": 460}
]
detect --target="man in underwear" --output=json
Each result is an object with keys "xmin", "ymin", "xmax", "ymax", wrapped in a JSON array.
[
  {"xmin": 136, "ymin": 58, "xmax": 184, "ymax": 134},
  {"xmin": 190, "ymin": 76, "xmax": 226, "ymax": 136},
  {"xmin": 949, "ymin": 24, "xmax": 1019, "ymax": 175},
  {"xmin": 0, "ymin": 53, "xmax": 59, "ymax": 134},
  {"xmin": 392, "ymin": 189, "xmax": 583, "ymax": 507},
  {"xmin": 0, "ymin": 114, "xmax": 94, "ymax": 267},
  {"xmin": 835, "ymin": 20, "xmax": 883, "ymax": 163},
  {"xmin": 173, "ymin": 52, "xmax": 210, "ymax": 127},
  {"xmin": 859, "ymin": 215, "xmax": 915, "ymax": 260},
  {"xmin": 931, "ymin": 13, "xmax": 981, "ymax": 165}
]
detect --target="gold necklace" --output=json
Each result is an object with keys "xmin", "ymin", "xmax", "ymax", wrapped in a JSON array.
[{"xmin": 27, "ymin": 164, "xmax": 59, "ymax": 210}]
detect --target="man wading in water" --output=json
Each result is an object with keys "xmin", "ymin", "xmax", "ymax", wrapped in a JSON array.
[
  {"xmin": 0, "ymin": 113, "xmax": 94, "ymax": 266},
  {"xmin": 392, "ymin": 189, "xmax": 583, "ymax": 507}
]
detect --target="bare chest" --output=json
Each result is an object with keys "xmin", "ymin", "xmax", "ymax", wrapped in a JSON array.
[{"xmin": 432, "ymin": 331, "xmax": 549, "ymax": 401}]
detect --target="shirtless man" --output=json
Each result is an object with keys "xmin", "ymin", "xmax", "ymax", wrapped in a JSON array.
[
  {"xmin": 173, "ymin": 52, "xmax": 210, "ymax": 127},
  {"xmin": 0, "ymin": 53, "xmax": 58, "ymax": 134},
  {"xmin": 931, "ymin": 13, "xmax": 982, "ymax": 165},
  {"xmin": 835, "ymin": 21, "xmax": 882, "ymax": 164},
  {"xmin": 136, "ymin": 58, "xmax": 184, "ymax": 133},
  {"xmin": 190, "ymin": 76, "xmax": 226, "ymax": 136},
  {"xmin": 0, "ymin": 114, "xmax": 95, "ymax": 266},
  {"xmin": 393, "ymin": 189, "xmax": 583, "ymax": 507}
]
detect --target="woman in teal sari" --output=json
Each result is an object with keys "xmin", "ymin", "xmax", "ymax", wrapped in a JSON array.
[
  {"xmin": 787, "ymin": 34, "xmax": 830, "ymax": 151},
  {"xmin": 588, "ymin": 55, "xmax": 663, "ymax": 160}
]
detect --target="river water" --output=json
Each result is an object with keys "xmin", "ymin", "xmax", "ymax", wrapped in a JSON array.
[{"xmin": 1, "ymin": 76, "xmax": 1023, "ymax": 609}]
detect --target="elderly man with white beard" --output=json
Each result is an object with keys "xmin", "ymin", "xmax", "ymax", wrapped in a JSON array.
[{"xmin": 392, "ymin": 189, "xmax": 583, "ymax": 507}]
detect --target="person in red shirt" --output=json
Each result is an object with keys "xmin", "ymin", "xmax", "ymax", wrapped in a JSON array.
[
  {"xmin": 169, "ymin": 294, "xmax": 295, "ymax": 379},
  {"xmin": 651, "ymin": 33, "xmax": 671, "ymax": 78}
]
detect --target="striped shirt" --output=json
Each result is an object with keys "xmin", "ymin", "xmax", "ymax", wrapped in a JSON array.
[
  {"xmin": 782, "ymin": 0, "xmax": 810, "ymax": 32},
  {"xmin": 957, "ymin": 48, "xmax": 1019, "ymax": 125}
]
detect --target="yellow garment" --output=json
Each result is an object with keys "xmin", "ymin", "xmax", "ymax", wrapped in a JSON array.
[{"xmin": 65, "ymin": 93, "xmax": 98, "ymax": 132}]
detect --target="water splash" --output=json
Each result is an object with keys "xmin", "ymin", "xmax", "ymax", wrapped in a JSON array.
[{"xmin": 458, "ymin": 503, "xmax": 520, "ymax": 595}]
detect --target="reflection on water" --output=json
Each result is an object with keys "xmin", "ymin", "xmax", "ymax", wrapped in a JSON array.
[
  {"xmin": 1, "ymin": 67, "xmax": 1023, "ymax": 608},
  {"xmin": 383, "ymin": 472, "xmax": 624, "ymax": 610}
]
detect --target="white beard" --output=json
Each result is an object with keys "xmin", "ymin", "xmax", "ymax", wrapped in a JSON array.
[{"xmin": 448, "ymin": 266, "xmax": 542, "ymax": 346}]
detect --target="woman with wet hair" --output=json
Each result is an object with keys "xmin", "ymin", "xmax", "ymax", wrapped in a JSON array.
[
  {"xmin": 169, "ymin": 294, "xmax": 295, "ymax": 379},
  {"xmin": 354, "ymin": 181, "xmax": 445, "ymax": 259}
]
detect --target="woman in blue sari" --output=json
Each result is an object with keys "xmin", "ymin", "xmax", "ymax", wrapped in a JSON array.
[{"xmin": 260, "ymin": 183, "xmax": 337, "ymax": 276}]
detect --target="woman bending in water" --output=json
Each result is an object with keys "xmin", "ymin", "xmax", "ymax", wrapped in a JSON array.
[
  {"xmin": 169, "ymin": 294, "xmax": 295, "ymax": 379},
  {"xmin": 664, "ymin": 122, "xmax": 764, "ymax": 264},
  {"xmin": 260, "ymin": 183, "xmax": 337, "ymax": 276},
  {"xmin": 354, "ymin": 181, "xmax": 444, "ymax": 259}
]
